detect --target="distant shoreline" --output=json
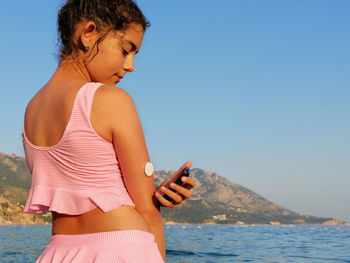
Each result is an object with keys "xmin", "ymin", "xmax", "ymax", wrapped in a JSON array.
[
  {"xmin": 1, "ymin": 152, "xmax": 349, "ymax": 227},
  {"xmin": 1, "ymin": 222, "xmax": 349, "ymax": 226}
]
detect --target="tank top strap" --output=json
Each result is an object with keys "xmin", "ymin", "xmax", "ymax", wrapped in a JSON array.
[{"xmin": 68, "ymin": 82, "xmax": 105, "ymax": 132}]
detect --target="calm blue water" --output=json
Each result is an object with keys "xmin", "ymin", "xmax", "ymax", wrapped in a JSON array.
[{"xmin": 0, "ymin": 225, "xmax": 349, "ymax": 262}]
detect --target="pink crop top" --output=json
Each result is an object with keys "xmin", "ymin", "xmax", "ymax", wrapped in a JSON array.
[{"xmin": 22, "ymin": 82, "xmax": 135, "ymax": 215}]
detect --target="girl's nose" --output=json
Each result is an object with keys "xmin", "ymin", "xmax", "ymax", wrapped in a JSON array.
[{"xmin": 124, "ymin": 55, "xmax": 134, "ymax": 72}]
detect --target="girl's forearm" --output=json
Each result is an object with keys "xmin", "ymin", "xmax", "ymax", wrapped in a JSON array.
[
  {"xmin": 144, "ymin": 213, "xmax": 166, "ymax": 262},
  {"xmin": 149, "ymin": 218, "xmax": 166, "ymax": 261}
]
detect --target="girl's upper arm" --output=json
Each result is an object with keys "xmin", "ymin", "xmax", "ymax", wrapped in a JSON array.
[{"xmin": 102, "ymin": 86, "xmax": 159, "ymax": 214}]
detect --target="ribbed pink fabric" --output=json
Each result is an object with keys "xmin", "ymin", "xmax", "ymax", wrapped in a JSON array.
[
  {"xmin": 22, "ymin": 82, "xmax": 135, "ymax": 215},
  {"xmin": 35, "ymin": 230, "xmax": 164, "ymax": 263}
]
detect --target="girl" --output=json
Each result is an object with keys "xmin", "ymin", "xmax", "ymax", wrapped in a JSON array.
[{"xmin": 22, "ymin": 0, "xmax": 196, "ymax": 262}]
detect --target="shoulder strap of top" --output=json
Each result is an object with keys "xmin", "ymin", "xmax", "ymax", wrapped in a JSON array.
[{"xmin": 68, "ymin": 82, "xmax": 105, "ymax": 132}]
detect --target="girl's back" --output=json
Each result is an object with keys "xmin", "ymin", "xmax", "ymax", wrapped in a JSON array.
[{"xmin": 23, "ymin": 73, "xmax": 153, "ymax": 235}]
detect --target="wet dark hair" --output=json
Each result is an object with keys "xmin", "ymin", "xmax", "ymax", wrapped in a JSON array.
[{"xmin": 56, "ymin": 0, "xmax": 150, "ymax": 63}]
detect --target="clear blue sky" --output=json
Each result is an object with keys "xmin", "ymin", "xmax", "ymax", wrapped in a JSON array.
[{"xmin": 0, "ymin": 0, "xmax": 349, "ymax": 222}]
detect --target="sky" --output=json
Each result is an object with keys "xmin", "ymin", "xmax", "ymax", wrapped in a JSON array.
[{"xmin": 0, "ymin": 1, "xmax": 349, "ymax": 222}]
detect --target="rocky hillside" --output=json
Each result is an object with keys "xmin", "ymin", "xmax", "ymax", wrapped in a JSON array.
[
  {"xmin": 0, "ymin": 152, "xmax": 345, "ymax": 225},
  {"xmin": 155, "ymin": 169, "xmax": 344, "ymax": 225},
  {"xmin": 0, "ymin": 152, "xmax": 50, "ymax": 224}
]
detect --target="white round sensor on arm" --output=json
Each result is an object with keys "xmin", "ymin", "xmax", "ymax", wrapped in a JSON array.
[{"xmin": 144, "ymin": 162, "xmax": 154, "ymax": 176}]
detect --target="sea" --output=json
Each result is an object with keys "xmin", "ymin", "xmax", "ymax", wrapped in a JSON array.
[{"xmin": 0, "ymin": 225, "xmax": 349, "ymax": 263}]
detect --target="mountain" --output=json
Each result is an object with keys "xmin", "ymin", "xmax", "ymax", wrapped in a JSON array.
[
  {"xmin": 0, "ymin": 152, "xmax": 345, "ymax": 225},
  {"xmin": 0, "ymin": 152, "xmax": 50, "ymax": 224}
]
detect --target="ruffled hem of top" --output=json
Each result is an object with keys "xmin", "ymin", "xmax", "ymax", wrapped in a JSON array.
[{"xmin": 23, "ymin": 185, "xmax": 135, "ymax": 215}]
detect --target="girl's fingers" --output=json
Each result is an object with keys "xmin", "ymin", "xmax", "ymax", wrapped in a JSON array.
[
  {"xmin": 159, "ymin": 186, "xmax": 183, "ymax": 204},
  {"xmin": 155, "ymin": 192, "xmax": 175, "ymax": 208},
  {"xmin": 156, "ymin": 186, "xmax": 183, "ymax": 205},
  {"xmin": 155, "ymin": 177, "xmax": 197, "ymax": 207},
  {"xmin": 169, "ymin": 183, "xmax": 191, "ymax": 199},
  {"xmin": 181, "ymin": 177, "xmax": 197, "ymax": 189}
]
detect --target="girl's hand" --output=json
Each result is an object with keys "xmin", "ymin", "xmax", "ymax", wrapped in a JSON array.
[{"xmin": 155, "ymin": 177, "xmax": 197, "ymax": 208}]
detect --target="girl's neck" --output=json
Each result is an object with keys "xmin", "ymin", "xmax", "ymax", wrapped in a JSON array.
[{"xmin": 57, "ymin": 55, "xmax": 92, "ymax": 83}]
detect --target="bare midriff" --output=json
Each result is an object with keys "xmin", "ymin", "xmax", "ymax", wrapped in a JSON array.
[{"xmin": 51, "ymin": 206, "xmax": 151, "ymax": 235}]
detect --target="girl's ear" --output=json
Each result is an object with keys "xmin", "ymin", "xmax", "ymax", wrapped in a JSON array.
[{"xmin": 79, "ymin": 21, "xmax": 99, "ymax": 49}]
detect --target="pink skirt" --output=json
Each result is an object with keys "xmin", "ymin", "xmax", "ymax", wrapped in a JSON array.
[{"xmin": 35, "ymin": 229, "xmax": 164, "ymax": 263}]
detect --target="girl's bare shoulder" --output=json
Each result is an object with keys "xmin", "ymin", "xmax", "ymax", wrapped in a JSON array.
[
  {"xmin": 91, "ymin": 84, "xmax": 137, "ymax": 129},
  {"xmin": 95, "ymin": 85, "xmax": 134, "ymax": 106}
]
